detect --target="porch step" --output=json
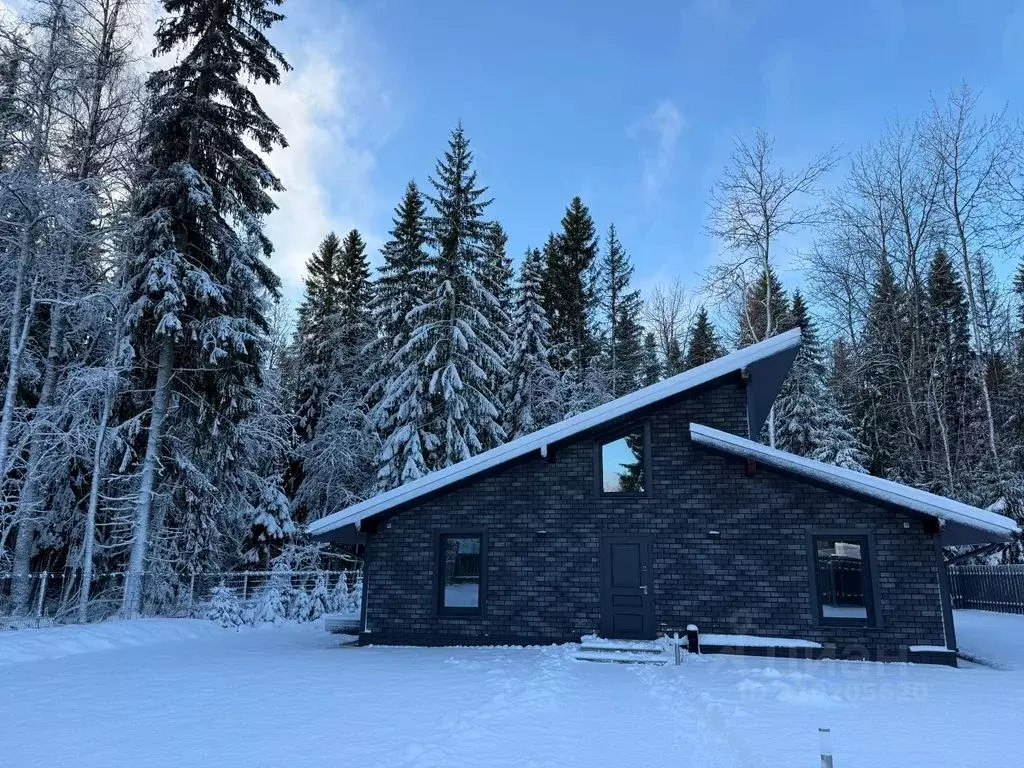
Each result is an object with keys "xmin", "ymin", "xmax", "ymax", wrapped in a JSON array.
[
  {"xmin": 575, "ymin": 649, "xmax": 669, "ymax": 665},
  {"xmin": 574, "ymin": 635, "xmax": 669, "ymax": 665}
]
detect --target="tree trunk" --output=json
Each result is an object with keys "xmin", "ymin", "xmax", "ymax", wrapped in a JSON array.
[
  {"xmin": 0, "ymin": 239, "xmax": 37, "ymax": 481},
  {"xmin": 953, "ymin": 221, "xmax": 999, "ymax": 462},
  {"xmin": 78, "ymin": 388, "xmax": 112, "ymax": 622},
  {"xmin": 121, "ymin": 335, "xmax": 175, "ymax": 619},
  {"xmin": 10, "ymin": 284, "xmax": 67, "ymax": 613}
]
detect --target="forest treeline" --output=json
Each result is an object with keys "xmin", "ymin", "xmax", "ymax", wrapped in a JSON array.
[{"xmin": 1, "ymin": 0, "xmax": 1021, "ymax": 621}]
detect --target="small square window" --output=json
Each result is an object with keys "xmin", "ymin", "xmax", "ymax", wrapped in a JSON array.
[
  {"xmin": 438, "ymin": 534, "xmax": 484, "ymax": 614},
  {"xmin": 813, "ymin": 536, "xmax": 873, "ymax": 624},
  {"xmin": 600, "ymin": 429, "xmax": 647, "ymax": 493}
]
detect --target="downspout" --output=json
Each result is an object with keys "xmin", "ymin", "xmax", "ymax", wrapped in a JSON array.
[{"xmin": 934, "ymin": 538, "xmax": 957, "ymax": 652}]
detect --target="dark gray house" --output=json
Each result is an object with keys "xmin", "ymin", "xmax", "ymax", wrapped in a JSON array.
[{"xmin": 309, "ymin": 329, "xmax": 1017, "ymax": 664}]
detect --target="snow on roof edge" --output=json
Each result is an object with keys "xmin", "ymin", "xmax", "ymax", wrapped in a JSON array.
[
  {"xmin": 688, "ymin": 422, "xmax": 1020, "ymax": 538},
  {"xmin": 307, "ymin": 329, "xmax": 803, "ymax": 536}
]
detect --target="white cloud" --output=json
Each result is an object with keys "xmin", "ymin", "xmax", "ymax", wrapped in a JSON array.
[
  {"xmin": 630, "ymin": 99, "xmax": 684, "ymax": 202},
  {"xmin": 255, "ymin": 57, "xmax": 383, "ymax": 305},
  {"xmin": 252, "ymin": 16, "xmax": 390, "ymax": 306}
]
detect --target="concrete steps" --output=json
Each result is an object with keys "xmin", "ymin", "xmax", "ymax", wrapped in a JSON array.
[{"xmin": 574, "ymin": 635, "xmax": 669, "ymax": 665}]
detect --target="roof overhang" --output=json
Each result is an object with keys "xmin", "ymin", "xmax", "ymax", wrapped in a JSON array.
[
  {"xmin": 689, "ymin": 423, "xmax": 1020, "ymax": 545},
  {"xmin": 307, "ymin": 329, "xmax": 803, "ymax": 539}
]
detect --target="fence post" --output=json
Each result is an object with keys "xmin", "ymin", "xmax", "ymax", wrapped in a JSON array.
[
  {"xmin": 35, "ymin": 571, "xmax": 48, "ymax": 619},
  {"xmin": 242, "ymin": 572, "xmax": 249, "ymax": 601},
  {"xmin": 188, "ymin": 573, "xmax": 196, "ymax": 616},
  {"xmin": 819, "ymin": 727, "xmax": 834, "ymax": 768}
]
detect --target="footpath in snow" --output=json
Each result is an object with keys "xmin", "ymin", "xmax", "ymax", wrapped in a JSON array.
[{"xmin": 0, "ymin": 610, "xmax": 1021, "ymax": 768}]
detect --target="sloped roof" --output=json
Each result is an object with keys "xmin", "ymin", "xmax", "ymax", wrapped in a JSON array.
[
  {"xmin": 689, "ymin": 423, "xmax": 1020, "ymax": 545},
  {"xmin": 307, "ymin": 329, "xmax": 803, "ymax": 537}
]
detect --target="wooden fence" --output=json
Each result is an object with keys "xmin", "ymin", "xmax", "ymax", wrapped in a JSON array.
[{"xmin": 948, "ymin": 565, "xmax": 1024, "ymax": 614}]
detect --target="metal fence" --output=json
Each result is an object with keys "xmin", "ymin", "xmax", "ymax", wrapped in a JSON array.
[
  {"xmin": 948, "ymin": 564, "xmax": 1024, "ymax": 614},
  {"xmin": 0, "ymin": 568, "xmax": 361, "ymax": 626}
]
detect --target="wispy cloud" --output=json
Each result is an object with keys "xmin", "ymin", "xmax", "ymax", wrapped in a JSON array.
[
  {"xmin": 630, "ymin": 99, "xmax": 684, "ymax": 203},
  {"xmin": 251, "ymin": 11, "xmax": 393, "ymax": 307}
]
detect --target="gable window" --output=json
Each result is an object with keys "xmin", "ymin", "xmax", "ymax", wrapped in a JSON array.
[
  {"xmin": 812, "ymin": 535, "xmax": 875, "ymax": 625},
  {"xmin": 437, "ymin": 533, "xmax": 485, "ymax": 615},
  {"xmin": 600, "ymin": 427, "xmax": 648, "ymax": 493}
]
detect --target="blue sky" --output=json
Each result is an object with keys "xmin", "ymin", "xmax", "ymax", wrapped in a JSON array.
[{"xmin": 260, "ymin": 0, "xmax": 1024, "ymax": 308}]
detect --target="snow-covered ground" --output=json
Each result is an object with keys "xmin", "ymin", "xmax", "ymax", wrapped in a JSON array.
[{"xmin": 0, "ymin": 611, "xmax": 1021, "ymax": 768}]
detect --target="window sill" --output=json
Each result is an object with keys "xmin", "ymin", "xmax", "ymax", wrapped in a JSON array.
[
  {"xmin": 437, "ymin": 608, "xmax": 483, "ymax": 618},
  {"xmin": 817, "ymin": 617, "xmax": 874, "ymax": 628}
]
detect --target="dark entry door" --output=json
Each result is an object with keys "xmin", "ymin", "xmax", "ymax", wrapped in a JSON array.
[{"xmin": 600, "ymin": 536, "xmax": 655, "ymax": 639}]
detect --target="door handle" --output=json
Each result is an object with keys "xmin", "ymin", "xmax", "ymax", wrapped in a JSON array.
[{"xmin": 639, "ymin": 585, "xmax": 648, "ymax": 595}]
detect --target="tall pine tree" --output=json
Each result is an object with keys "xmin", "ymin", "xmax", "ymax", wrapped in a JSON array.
[
  {"xmin": 293, "ymin": 233, "xmax": 344, "ymax": 450},
  {"xmin": 775, "ymin": 292, "xmax": 865, "ymax": 470},
  {"xmin": 292, "ymin": 228, "xmax": 377, "ymax": 519},
  {"xmin": 120, "ymin": 0, "xmax": 289, "ymax": 616},
  {"xmin": 505, "ymin": 247, "xmax": 554, "ymax": 439},
  {"xmin": 385, "ymin": 124, "xmax": 505, "ymax": 472},
  {"xmin": 640, "ymin": 331, "xmax": 662, "ymax": 387},
  {"xmin": 923, "ymin": 248, "xmax": 973, "ymax": 495},
  {"xmin": 598, "ymin": 223, "xmax": 643, "ymax": 396},
  {"xmin": 738, "ymin": 266, "xmax": 792, "ymax": 347},
  {"xmin": 858, "ymin": 257, "xmax": 912, "ymax": 480},
  {"xmin": 683, "ymin": 306, "xmax": 724, "ymax": 371},
  {"xmin": 480, "ymin": 222, "xmax": 513, "ymax": 439},
  {"xmin": 544, "ymin": 196, "xmax": 599, "ymax": 378},
  {"xmin": 371, "ymin": 181, "xmax": 432, "ymax": 491}
]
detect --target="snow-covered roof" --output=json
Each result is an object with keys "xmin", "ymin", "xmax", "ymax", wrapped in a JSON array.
[
  {"xmin": 307, "ymin": 329, "xmax": 803, "ymax": 537},
  {"xmin": 689, "ymin": 423, "xmax": 1020, "ymax": 544}
]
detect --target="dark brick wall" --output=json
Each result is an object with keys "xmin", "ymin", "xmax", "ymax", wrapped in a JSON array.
[{"xmin": 363, "ymin": 376, "xmax": 948, "ymax": 658}]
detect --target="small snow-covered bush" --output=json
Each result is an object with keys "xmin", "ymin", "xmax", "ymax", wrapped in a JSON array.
[
  {"xmin": 348, "ymin": 572, "xmax": 363, "ymax": 615},
  {"xmin": 286, "ymin": 586, "xmax": 313, "ymax": 622},
  {"xmin": 308, "ymin": 573, "xmax": 330, "ymax": 619},
  {"xmin": 328, "ymin": 574, "xmax": 351, "ymax": 613},
  {"xmin": 207, "ymin": 584, "xmax": 244, "ymax": 628},
  {"xmin": 250, "ymin": 581, "xmax": 287, "ymax": 624}
]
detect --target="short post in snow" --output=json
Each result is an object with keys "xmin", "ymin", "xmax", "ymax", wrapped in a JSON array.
[
  {"xmin": 35, "ymin": 571, "xmax": 48, "ymax": 619},
  {"xmin": 242, "ymin": 572, "xmax": 249, "ymax": 600},
  {"xmin": 673, "ymin": 632, "xmax": 681, "ymax": 665},
  {"xmin": 686, "ymin": 624, "xmax": 700, "ymax": 654},
  {"xmin": 819, "ymin": 727, "xmax": 834, "ymax": 768},
  {"xmin": 188, "ymin": 573, "xmax": 196, "ymax": 616}
]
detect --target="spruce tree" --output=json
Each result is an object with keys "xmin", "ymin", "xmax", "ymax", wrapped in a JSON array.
[
  {"xmin": 371, "ymin": 182, "xmax": 432, "ymax": 491},
  {"xmin": 924, "ymin": 248, "xmax": 972, "ymax": 495},
  {"xmin": 858, "ymin": 257, "xmax": 911, "ymax": 479},
  {"xmin": 775, "ymin": 292, "xmax": 865, "ymax": 470},
  {"xmin": 385, "ymin": 125, "xmax": 505, "ymax": 472},
  {"xmin": 598, "ymin": 224, "xmax": 643, "ymax": 396},
  {"xmin": 738, "ymin": 266, "xmax": 792, "ymax": 347},
  {"xmin": 664, "ymin": 336, "xmax": 683, "ymax": 377},
  {"xmin": 505, "ymin": 247, "xmax": 554, "ymax": 439},
  {"xmin": 683, "ymin": 306, "xmax": 724, "ymax": 370},
  {"xmin": 640, "ymin": 332, "xmax": 662, "ymax": 386},
  {"xmin": 293, "ymin": 228, "xmax": 377, "ymax": 520},
  {"xmin": 544, "ymin": 196, "xmax": 599, "ymax": 377},
  {"xmin": 374, "ymin": 181, "xmax": 430, "ymax": 362},
  {"xmin": 774, "ymin": 292, "xmax": 826, "ymax": 457},
  {"xmin": 293, "ymin": 233, "xmax": 344, "ymax": 447},
  {"xmin": 480, "ymin": 221, "xmax": 514, "ymax": 439},
  {"xmin": 338, "ymin": 230, "xmax": 372, "ymax": 333},
  {"xmin": 120, "ymin": 0, "xmax": 289, "ymax": 617}
]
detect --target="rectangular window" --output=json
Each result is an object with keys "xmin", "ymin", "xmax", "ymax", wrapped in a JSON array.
[
  {"xmin": 600, "ymin": 428, "xmax": 647, "ymax": 493},
  {"xmin": 813, "ymin": 536, "xmax": 873, "ymax": 624},
  {"xmin": 438, "ymin": 534, "xmax": 484, "ymax": 614}
]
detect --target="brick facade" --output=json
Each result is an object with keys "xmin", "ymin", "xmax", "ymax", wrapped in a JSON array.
[{"xmin": 362, "ymin": 375, "xmax": 949, "ymax": 659}]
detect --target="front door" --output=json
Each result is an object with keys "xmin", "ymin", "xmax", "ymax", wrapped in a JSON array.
[{"xmin": 599, "ymin": 536, "xmax": 655, "ymax": 639}]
